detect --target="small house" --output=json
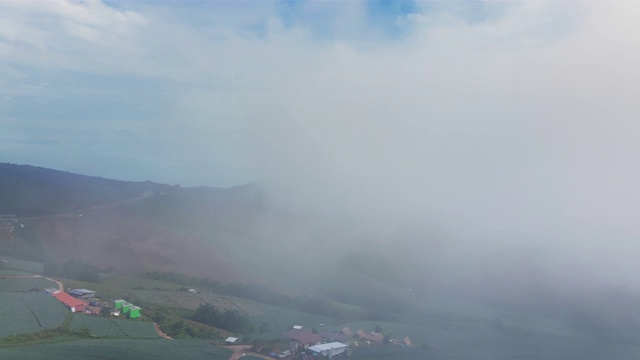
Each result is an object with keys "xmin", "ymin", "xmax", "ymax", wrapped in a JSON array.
[
  {"xmin": 129, "ymin": 306, "xmax": 141, "ymax": 319},
  {"xmin": 356, "ymin": 330, "xmax": 383, "ymax": 343},
  {"xmin": 114, "ymin": 299, "xmax": 126, "ymax": 309},
  {"xmin": 403, "ymin": 336, "xmax": 412, "ymax": 347},
  {"xmin": 68, "ymin": 289, "xmax": 96, "ymax": 299}
]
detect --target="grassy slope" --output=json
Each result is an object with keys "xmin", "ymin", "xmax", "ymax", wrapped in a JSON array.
[
  {"xmin": 0, "ymin": 163, "xmax": 167, "ymax": 217},
  {"xmin": 0, "ymin": 257, "xmax": 44, "ymax": 273}
]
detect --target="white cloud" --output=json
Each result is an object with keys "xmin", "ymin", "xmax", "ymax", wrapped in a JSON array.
[{"xmin": 2, "ymin": 0, "xmax": 640, "ymax": 293}]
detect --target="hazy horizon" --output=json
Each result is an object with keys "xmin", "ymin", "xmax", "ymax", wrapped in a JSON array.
[{"xmin": 3, "ymin": 1, "xmax": 640, "ymax": 344}]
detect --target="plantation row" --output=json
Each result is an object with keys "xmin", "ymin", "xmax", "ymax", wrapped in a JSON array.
[
  {"xmin": 0, "ymin": 292, "xmax": 68, "ymax": 339},
  {"xmin": 70, "ymin": 314, "xmax": 159, "ymax": 339}
]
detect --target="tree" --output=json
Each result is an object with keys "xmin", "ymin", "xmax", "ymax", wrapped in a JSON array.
[
  {"xmin": 193, "ymin": 304, "xmax": 220, "ymax": 326},
  {"xmin": 43, "ymin": 261, "xmax": 61, "ymax": 277},
  {"xmin": 100, "ymin": 306, "xmax": 111, "ymax": 317},
  {"xmin": 60, "ymin": 259, "xmax": 100, "ymax": 282},
  {"xmin": 258, "ymin": 321, "xmax": 272, "ymax": 333},
  {"xmin": 192, "ymin": 304, "xmax": 253, "ymax": 333}
]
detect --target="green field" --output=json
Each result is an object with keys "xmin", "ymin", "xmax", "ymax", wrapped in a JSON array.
[
  {"xmin": 0, "ymin": 278, "xmax": 54, "ymax": 292},
  {"xmin": 22, "ymin": 292, "xmax": 69, "ymax": 329},
  {"xmin": 132, "ymin": 288, "xmax": 337, "ymax": 335},
  {"xmin": 0, "ymin": 269, "xmax": 34, "ymax": 276},
  {"xmin": 0, "ymin": 257, "xmax": 44, "ymax": 274},
  {"xmin": 252, "ymin": 304, "xmax": 335, "ymax": 333},
  {"xmin": 0, "ymin": 292, "xmax": 68, "ymax": 338},
  {"xmin": 70, "ymin": 314, "xmax": 159, "ymax": 338},
  {"xmin": 0, "ymin": 339, "xmax": 232, "ymax": 360}
]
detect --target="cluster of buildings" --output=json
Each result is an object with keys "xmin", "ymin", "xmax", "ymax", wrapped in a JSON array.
[
  {"xmin": 46, "ymin": 288, "xmax": 141, "ymax": 319},
  {"xmin": 47, "ymin": 288, "xmax": 96, "ymax": 313},
  {"xmin": 114, "ymin": 299, "xmax": 141, "ymax": 319},
  {"xmin": 281, "ymin": 325, "xmax": 412, "ymax": 358}
]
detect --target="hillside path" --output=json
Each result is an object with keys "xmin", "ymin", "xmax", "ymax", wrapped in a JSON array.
[
  {"xmin": 45, "ymin": 277, "xmax": 64, "ymax": 292},
  {"xmin": 154, "ymin": 323, "xmax": 174, "ymax": 340},
  {"xmin": 223, "ymin": 345, "xmax": 273, "ymax": 360}
]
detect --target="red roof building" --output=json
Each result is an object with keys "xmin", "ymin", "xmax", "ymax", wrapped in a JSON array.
[
  {"xmin": 357, "ymin": 330, "xmax": 384, "ymax": 343},
  {"xmin": 53, "ymin": 291, "xmax": 85, "ymax": 312}
]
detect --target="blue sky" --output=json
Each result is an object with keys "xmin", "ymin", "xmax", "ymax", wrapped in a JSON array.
[{"xmin": 0, "ymin": 0, "xmax": 430, "ymax": 186}]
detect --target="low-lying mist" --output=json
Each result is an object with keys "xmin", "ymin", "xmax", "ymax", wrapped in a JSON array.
[{"xmin": 221, "ymin": 1, "xmax": 640, "ymax": 337}]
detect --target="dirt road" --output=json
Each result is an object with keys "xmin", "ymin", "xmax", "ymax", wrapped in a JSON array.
[
  {"xmin": 154, "ymin": 323, "xmax": 174, "ymax": 340},
  {"xmin": 223, "ymin": 345, "xmax": 273, "ymax": 360},
  {"xmin": 45, "ymin": 277, "xmax": 64, "ymax": 292},
  {"xmin": 0, "ymin": 275, "xmax": 64, "ymax": 292}
]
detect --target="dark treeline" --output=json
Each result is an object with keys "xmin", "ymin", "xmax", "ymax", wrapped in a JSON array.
[
  {"xmin": 44, "ymin": 259, "xmax": 100, "ymax": 282},
  {"xmin": 192, "ymin": 304, "xmax": 253, "ymax": 333}
]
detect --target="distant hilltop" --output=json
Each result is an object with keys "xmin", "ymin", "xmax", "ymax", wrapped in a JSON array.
[{"xmin": 0, "ymin": 163, "xmax": 262, "ymax": 217}]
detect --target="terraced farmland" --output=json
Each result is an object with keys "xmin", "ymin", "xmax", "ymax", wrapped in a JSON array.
[
  {"xmin": 195, "ymin": 292, "xmax": 266, "ymax": 315},
  {"xmin": 70, "ymin": 314, "xmax": 159, "ymax": 338},
  {"xmin": 0, "ymin": 292, "xmax": 67, "ymax": 338},
  {"xmin": 132, "ymin": 290, "xmax": 206, "ymax": 309},
  {"xmin": 250, "ymin": 304, "xmax": 335, "ymax": 333},
  {"xmin": 132, "ymin": 290, "xmax": 267, "ymax": 315}
]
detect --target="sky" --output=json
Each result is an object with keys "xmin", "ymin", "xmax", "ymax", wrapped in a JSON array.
[{"xmin": 2, "ymin": 1, "xmax": 640, "ymax": 293}]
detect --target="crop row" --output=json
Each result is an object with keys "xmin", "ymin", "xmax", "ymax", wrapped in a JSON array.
[
  {"xmin": 0, "ymin": 293, "xmax": 42, "ymax": 338},
  {"xmin": 70, "ymin": 314, "xmax": 159, "ymax": 338},
  {"xmin": 111, "ymin": 318, "xmax": 159, "ymax": 338},
  {"xmin": 22, "ymin": 292, "xmax": 68, "ymax": 329},
  {"xmin": 0, "ymin": 291, "xmax": 68, "ymax": 338},
  {"xmin": 71, "ymin": 314, "xmax": 126, "ymax": 337}
]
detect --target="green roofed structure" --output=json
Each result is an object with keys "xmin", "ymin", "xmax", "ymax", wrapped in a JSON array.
[
  {"xmin": 122, "ymin": 303, "xmax": 132, "ymax": 314},
  {"xmin": 129, "ymin": 306, "xmax": 141, "ymax": 319},
  {"xmin": 114, "ymin": 299, "xmax": 126, "ymax": 309}
]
